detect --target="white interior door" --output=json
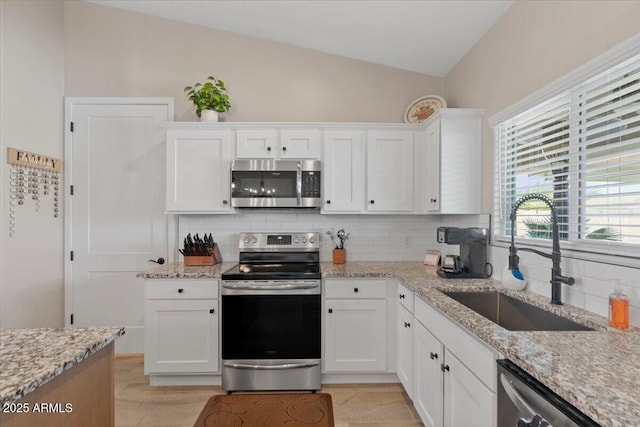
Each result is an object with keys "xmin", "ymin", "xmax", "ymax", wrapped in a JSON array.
[{"xmin": 65, "ymin": 98, "xmax": 173, "ymax": 353}]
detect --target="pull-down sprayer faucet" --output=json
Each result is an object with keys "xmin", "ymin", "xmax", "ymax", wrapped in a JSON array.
[{"xmin": 509, "ymin": 193, "xmax": 575, "ymax": 305}]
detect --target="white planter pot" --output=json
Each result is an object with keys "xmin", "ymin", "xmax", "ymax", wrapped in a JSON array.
[{"xmin": 200, "ymin": 110, "xmax": 219, "ymax": 122}]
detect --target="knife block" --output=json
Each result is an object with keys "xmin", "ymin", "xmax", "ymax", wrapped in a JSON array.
[
  {"xmin": 183, "ymin": 244, "xmax": 222, "ymax": 266},
  {"xmin": 332, "ymin": 248, "xmax": 346, "ymax": 264}
]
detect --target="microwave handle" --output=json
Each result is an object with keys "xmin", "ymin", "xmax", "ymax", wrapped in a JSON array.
[{"xmin": 296, "ymin": 161, "xmax": 302, "ymax": 206}]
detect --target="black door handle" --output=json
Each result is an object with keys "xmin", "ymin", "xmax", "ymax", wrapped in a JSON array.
[
  {"xmin": 370, "ymin": 200, "xmax": 375, "ymax": 204},
  {"xmin": 326, "ymin": 200, "xmax": 331, "ymax": 204},
  {"xmin": 430, "ymin": 352, "xmax": 438, "ymax": 360},
  {"xmin": 354, "ymin": 288, "xmax": 359, "ymax": 293},
  {"xmin": 209, "ymin": 309, "xmax": 215, "ymax": 314},
  {"xmin": 328, "ymin": 308, "xmax": 333, "ymax": 313},
  {"xmin": 282, "ymin": 146, "xmax": 287, "ymax": 151},
  {"xmin": 399, "ymin": 294, "xmax": 405, "ymax": 299},
  {"xmin": 441, "ymin": 364, "xmax": 450, "ymax": 372},
  {"xmin": 178, "ymin": 288, "xmax": 184, "ymax": 293},
  {"xmin": 148, "ymin": 257, "xmax": 165, "ymax": 265}
]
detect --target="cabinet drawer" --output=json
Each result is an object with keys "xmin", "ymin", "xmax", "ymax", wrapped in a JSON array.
[
  {"xmin": 324, "ymin": 279, "xmax": 386, "ymax": 299},
  {"xmin": 415, "ymin": 296, "xmax": 496, "ymax": 391},
  {"xmin": 397, "ymin": 282, "xmax": 414, "ymax": 313},
  {"xmin": 145, "ymin": 279, "xmax": 219, "ymax": 299}
]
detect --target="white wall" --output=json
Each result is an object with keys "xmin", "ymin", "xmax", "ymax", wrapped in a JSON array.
[
  {"xmin": 63, "ymin": 0, "xmax": 443, "ymax": 123},
  {"xmin": 0, "ymin": 0, "xmax": 65, "ymax": 327},
  {"xmin": 179, "ymin": 213, "xmax": 490, "ymax": 263},
  {"xmin": 444, "ymin": 0, "xmax": 640, "ymax": 326}
]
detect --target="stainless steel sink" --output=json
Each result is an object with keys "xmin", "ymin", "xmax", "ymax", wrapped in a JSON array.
[{"xmin": 443, "ymin": 291, "xmax": 595, "ymax": 331}]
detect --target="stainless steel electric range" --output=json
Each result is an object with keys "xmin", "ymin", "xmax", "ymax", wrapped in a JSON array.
[{"xmin": 220, "ymin": 232, "xmax": 321, "ymax": 393}]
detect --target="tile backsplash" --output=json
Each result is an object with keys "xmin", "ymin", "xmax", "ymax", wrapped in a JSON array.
[{"xmin": 178, "ymin": 212, "xmax": 491, "ymax": 263}]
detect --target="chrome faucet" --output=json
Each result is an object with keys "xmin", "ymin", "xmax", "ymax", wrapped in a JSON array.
[{"xmin": 508, "ymin": 193, "xmax": 575, "ymax": 305}]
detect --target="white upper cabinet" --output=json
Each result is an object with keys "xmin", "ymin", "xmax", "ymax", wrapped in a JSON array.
[
  {"xmin": 165, "ymin": 129, "xmax": 233, "ymax": 213},
  {"xmin": 236, "ymin": 128, "xmax": 321, "ymax": 159},
  {"xmin": 280, "ymin": 129, "xmax": 321, "ymax": 158},
  {"xmin": 420, "ymin": 109, "xmax": 483, "ymax": 214},
  {"xmin": 236, "ymin": 129, "xmax": 279, "ymax": 158},
  {"xmin": 366, "ymin": 130, "xmax": 414, "ymax": 212},
  {"xmin": 322, "ymin": 130, "xmax": 364, "ymax": 213}
]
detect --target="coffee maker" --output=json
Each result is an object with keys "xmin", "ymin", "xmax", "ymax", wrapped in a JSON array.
[{"xmin": 436, "ymin": 227, "xmax": 491, "ymax": 279}]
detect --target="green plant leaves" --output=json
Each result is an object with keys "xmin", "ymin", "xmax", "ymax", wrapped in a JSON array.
[{"xmin": 184, "ymin": 75, "xmax": 231, "ymax": 113}]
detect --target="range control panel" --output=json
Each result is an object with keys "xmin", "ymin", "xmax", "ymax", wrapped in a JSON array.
[{"xmin": 239, "ymin": 232, "xmax": 320, "ymax": 251}]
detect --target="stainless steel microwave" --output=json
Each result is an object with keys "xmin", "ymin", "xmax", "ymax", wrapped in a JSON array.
[{"xmin": 230, "ymin": 159, "xmax": 321, "ymax": 208}]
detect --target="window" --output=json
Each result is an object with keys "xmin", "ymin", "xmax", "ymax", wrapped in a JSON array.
[{"xmin": 493, "ymin": 52, "xmax": 640, "ymax": 253}]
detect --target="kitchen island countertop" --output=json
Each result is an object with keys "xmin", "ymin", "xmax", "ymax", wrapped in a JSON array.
[
  {"xmin": 140, "ymin": 260, "xmax": 640, "ymax": 426},
  {"xmin": 0, "ymin": 327, "xmax": 124, "ymax": 406}
]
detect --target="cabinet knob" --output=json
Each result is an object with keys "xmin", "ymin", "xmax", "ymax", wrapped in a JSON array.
[
  {"xmin": 370, "ymin": 200, "xmax": 375, "ymax": 204},
  {"xmin": 399, "ymin": 294, "xmax": 405, "ymax": 299},
  {"xmin": 354, "ymin": 287, "xmax": 359, "ymax": 293},
  {"xmin": 267, "ymin": 147, "xmax": 272, "ymax": 152},
  {"xmin": 441, "ymin": 364, "xmax": 450, "ymax": 372},
  {"xmin": 178, "ymin": 288, "xmax": 184, "ymax": 293},
  {"xmin": 223, "ymin": 200, "xmax": 228, "ymax": 205},
  {"xmin": 328, "ymin": 308, "xmax": 333, "ymax": 314},
  {"xmin": 148, "ymin": 257, "xmax": 165, "ymax": 265},
  {"xmin": 282, "ymin": 146, "xmax": 287, "ymax": 151},
  {"xmin": 404, "ymin": 322, "xmax": 411, "ymax": 328},
  {"xmin": 326, "ymin": 200, "xmax": 331, "ymax": 204},
  {"xmin": 209, "ymin": 309, "xmax": 215, "ymax": 314},
  {"xmin": 430, "ymin": 352, "xmax": 438, "ymax": 360},
  {"xmin": 431, "ymin": 198, "xmax": 437, "ymax": 203}
]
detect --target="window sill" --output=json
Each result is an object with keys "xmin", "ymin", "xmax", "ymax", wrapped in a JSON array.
[{"xmin": 492, "ymin": 236, "xmax": 640, "ymax": 269}]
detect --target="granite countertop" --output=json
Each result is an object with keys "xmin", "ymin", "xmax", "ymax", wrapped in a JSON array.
[
  {"xmin": 139, "ymin": 260, "xmax": 639, "ymax": 426},
  {"xmin": 0, "ymin": 327, "xmax": 125, "ymax": 406},
  {"xmin": 136, "ymin": 261, "xmax": 237, "ymax": 279}
]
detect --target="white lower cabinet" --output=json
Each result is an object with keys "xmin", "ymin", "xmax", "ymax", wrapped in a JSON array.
[
  {"xmin": 144, "ymin": 280, "xmax": 219, "ymax": 377},
  {"xmin": 324, "ymin": 279, "xmax": 388, "ymax": 372},
  {"xmin": 396, "ymin": 282, "xmax": 415, "ymax": 398},
  {"xmin": 411, "ymin": 296, "xmax": 497, "ymax": 427}
]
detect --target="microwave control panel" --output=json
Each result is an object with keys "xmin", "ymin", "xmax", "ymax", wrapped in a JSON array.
[{"xmin": 302, "ymin": 171, "xmax": 321, "ymax": 198}]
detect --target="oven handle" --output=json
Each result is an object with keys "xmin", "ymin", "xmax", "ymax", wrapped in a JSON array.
[
  {"xmin": 222, "ymin": 283, "xmax": 320, "ymax": 291},
  {"xmin": 224, "ymin": 361, "xmax": 320, "ymax": 370},
  {"xmin": 296, "ymin": 161, "xmax": 302, "ymax": 206}
]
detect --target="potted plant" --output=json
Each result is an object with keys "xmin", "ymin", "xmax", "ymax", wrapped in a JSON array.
[{"xmin": 184, "ymin": 76, "xmax": 231, "ymax": 122}]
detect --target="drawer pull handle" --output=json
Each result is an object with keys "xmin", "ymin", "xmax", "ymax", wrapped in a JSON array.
[
  {"xmin": 441, "ymin": 364, "xmax": 450, "ymax": 372},
  {"xmin": 209, "ymin": 309, "xmax": 215, "ymax": 314},
  {"xmin": 354, "ymin": 287, "xmax": 359, "ymax": 293},
  {"xmin": 328, "ymin": 308, "xmax": 333, "ymax": 314},
  {"xmin": 430, "ymin": 352, "xmax": 438, "ymax": 360},
  {"xmin": 399, "ymin": 294, "xmax": 405, "ymax": 299},
  {"xmin": 178, "ymin": 288, "xmax": 184, "ymax": 293},
  {"xmin": 404, "ymin": 322, "xmax": 411, "ymax": 328}
]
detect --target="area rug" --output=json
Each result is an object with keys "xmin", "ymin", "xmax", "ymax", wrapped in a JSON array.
[{"xmin": 193, "ymin": 393, "xmax": 334, "ymax": 427}]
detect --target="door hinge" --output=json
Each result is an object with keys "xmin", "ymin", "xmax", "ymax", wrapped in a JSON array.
[
  {"xmin": 70, "ymin": 185, "xmax": 74, "ymax": 195},
  {"xmin": 70, "ymin": 314, "xmax": 74, "ymax": 325},
  {"xmin": 70, "ymin": 251, "xmax": 74, "ymax": 261}
]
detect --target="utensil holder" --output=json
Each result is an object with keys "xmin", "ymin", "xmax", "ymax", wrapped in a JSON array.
[{"xmin": 333, "ymin": 248, "xmax": 346, "ymax": 264}]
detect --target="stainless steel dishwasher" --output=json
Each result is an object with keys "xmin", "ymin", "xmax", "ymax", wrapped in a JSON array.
[{"xmin": 497, "ymin": 359, "xmax": 601, "ymax": 427}]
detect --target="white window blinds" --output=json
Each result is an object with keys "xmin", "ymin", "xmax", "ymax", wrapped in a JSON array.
[{"xmin": 495, "ymin": 52, "xmax": 640, "ymax": 247}]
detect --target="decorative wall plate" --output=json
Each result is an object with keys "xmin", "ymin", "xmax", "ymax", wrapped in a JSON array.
[{"xmin": 404, "ymin": 95, "xmax": 447, "ymax": 123}]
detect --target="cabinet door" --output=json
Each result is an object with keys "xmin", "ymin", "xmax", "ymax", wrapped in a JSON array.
[
  {"xmin": 443, "ymin": 349, "xmax": 496, "ymax": 427},
  {"xmin": 280, "ymin": 129, "xmax": 321, "ymax": 159},
  {"xmin": 366, "ymin": 130, "xmax": 413, "ymax": 211},
  {"xmin": 144, "ymin": 299, "xmax": 219, "ymax": 374},
  {"xmin": 397, "ymin": 305, "xmax": 414, "ymax": 398},
  {"xmin": 236, "ymin": 129, "xmax": 278, "ymax": 158},
  {"xmin": 324, "ymin": 299, "xmax": 386, "ymax": 372},
  {"xmin": 425, "ymin": 120, "xmax": 441, "ymax": 212},
  {"xmin": 413, "ymin": 321, "xmax": 444, "ymax": 427},
  {"xmin": 166, "ymin": 129, "xmax": 232, "ymax": 212},
  {"xmin": 322, "ymin": 130, "xmax": 364, "ymax": 213}
]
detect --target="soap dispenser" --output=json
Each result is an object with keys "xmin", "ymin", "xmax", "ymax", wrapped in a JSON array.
[{"xmin": 609, "ymin": 288, "xmax": 629, "ymax": 330}]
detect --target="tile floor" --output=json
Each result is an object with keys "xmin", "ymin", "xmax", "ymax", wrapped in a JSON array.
[{"xmin": 115, "ymin": 355, "xmax": 424, "ymax": 427}]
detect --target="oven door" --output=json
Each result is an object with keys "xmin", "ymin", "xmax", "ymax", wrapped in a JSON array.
[
  {"xmin": 221, "ymin": 280, "xmax": 321, "ymax": 391},
  {"xmin": 221, "ymin": 286, "xmax": 321, "ymax": 360}
]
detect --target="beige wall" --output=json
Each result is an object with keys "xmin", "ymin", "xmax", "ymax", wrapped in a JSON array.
[
  {"xmin": 444, "ymin": 0, "xmax": 640, "ymax": 211},
  {"xmin": 0, "ymin": 0, "xmax": 65, "ymax": 327},
  {"xmin": 64, "ymin": 1, "xmax": 443, "ymax": 123}
]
